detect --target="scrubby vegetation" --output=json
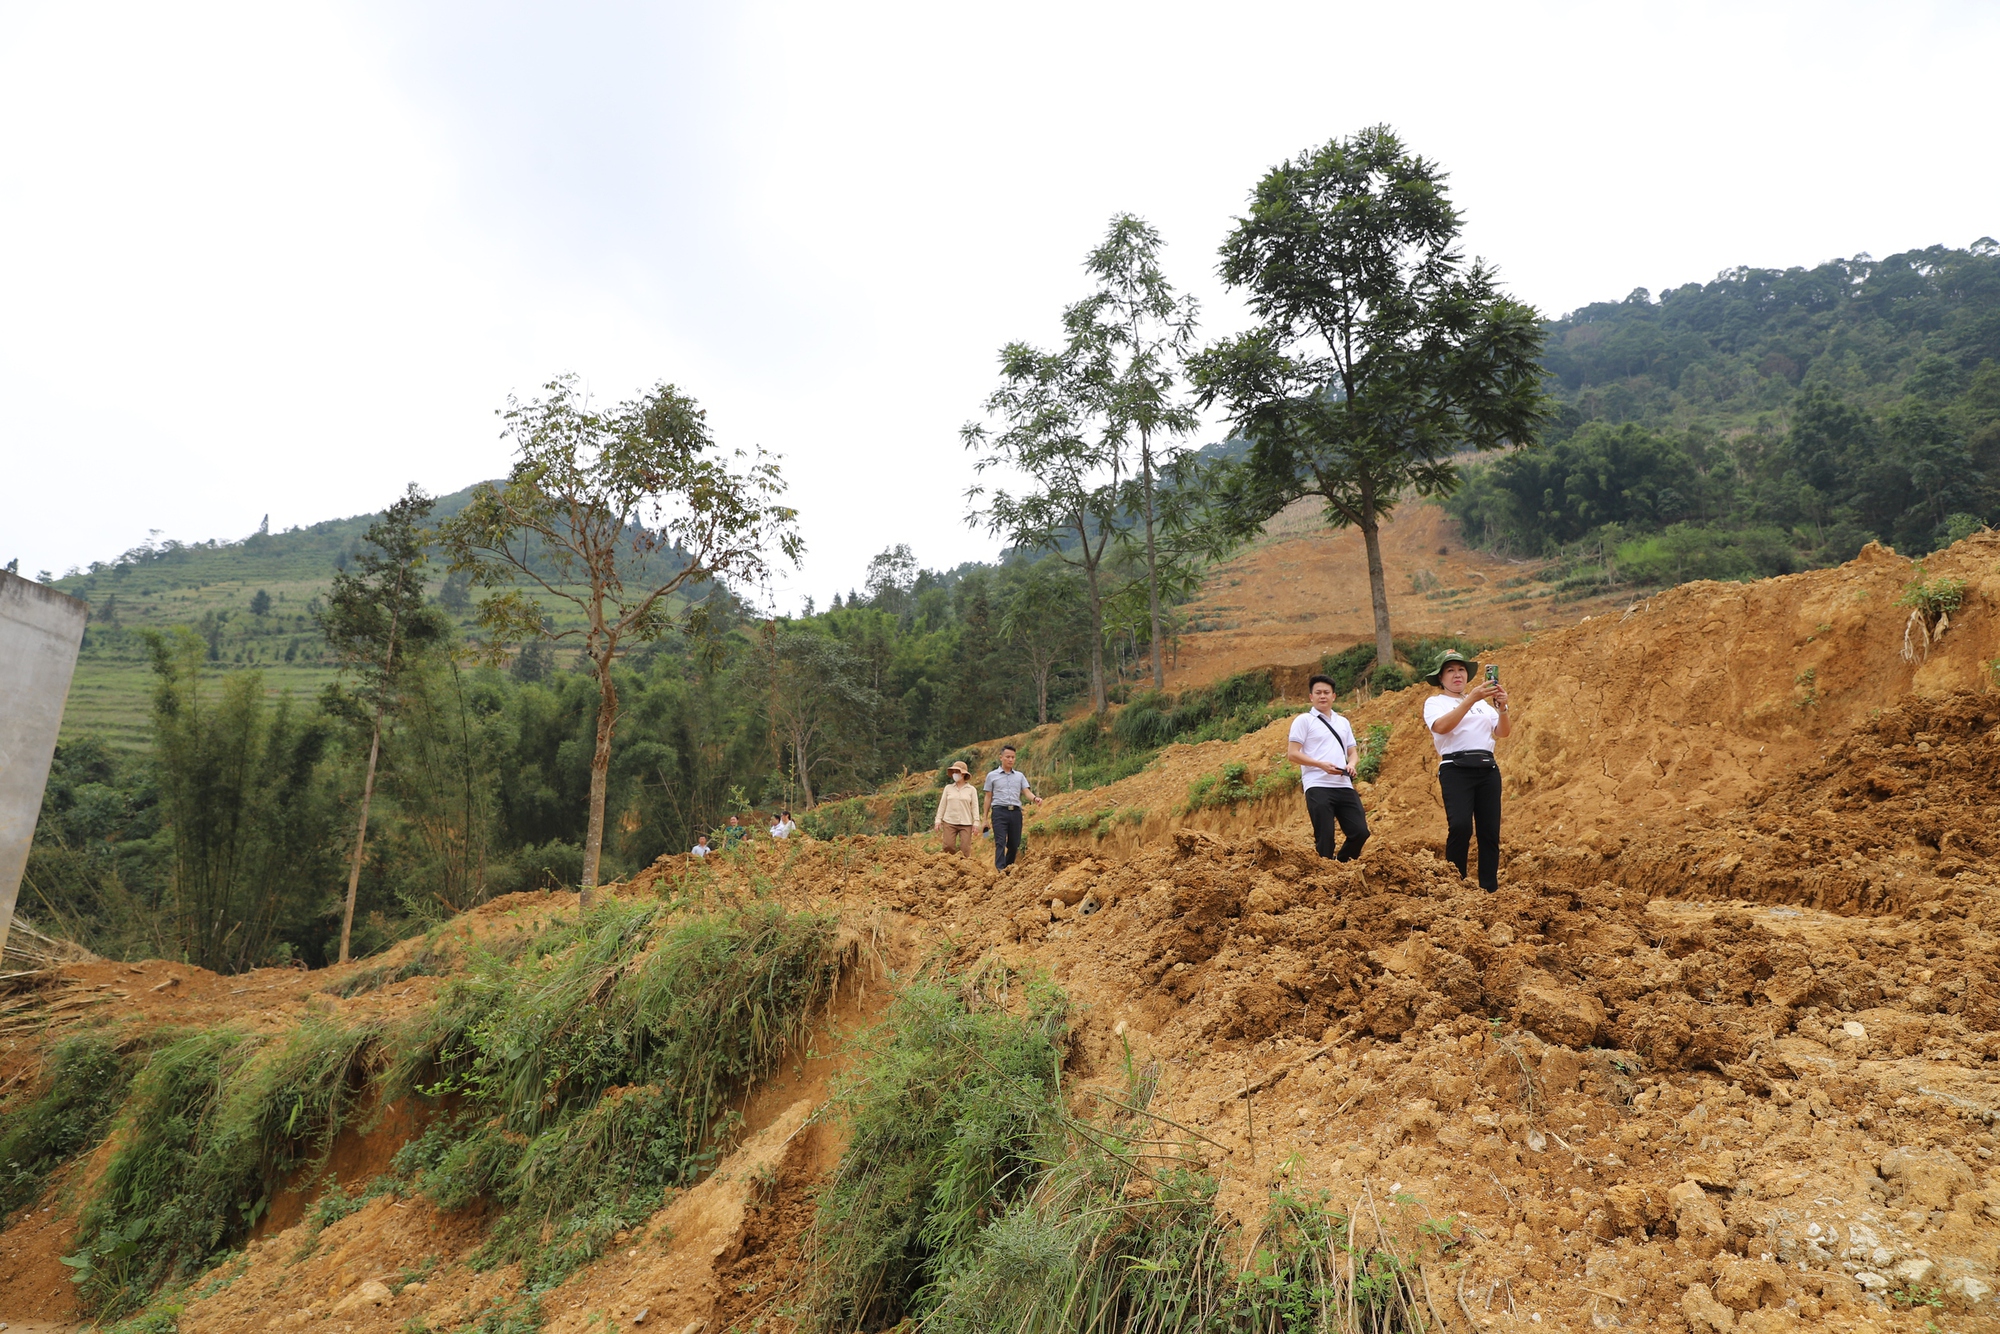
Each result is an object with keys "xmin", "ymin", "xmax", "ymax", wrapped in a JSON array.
[
  {"xmin": 804, "ymin": 966, "xmax": 1467, "ymax": 1333},
  {"xmin": 0, "ymin": 1035, "xmax": 132, "ymax": 1222},
  {"xmin": 27, "ymin": 898, "xmax": 841, "ymax": 1317}
]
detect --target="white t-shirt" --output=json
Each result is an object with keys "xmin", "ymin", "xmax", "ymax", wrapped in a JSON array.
[
  {"xmin": 1288, "ymin": 708, "xmax": 1358, "ymax": 790},
  {"xmin": 690, "ymin": 843, "xmax": 709, "ymax": 858},
  {"xmin": 1424, "ymin": 693, "xmax": 1501, "ymax": 759},
  {"xmin": 770, "ymin": 819, "xmax": 796, "ymax": 839}
]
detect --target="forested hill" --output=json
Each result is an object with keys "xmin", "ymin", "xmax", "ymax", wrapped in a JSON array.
[
  {"xmin": 1448, "ymin": 240, "xmax": 2000, "ymax": 582},
  {"xmin": 1541, "ymin": 241, "xmax": 2000, "ymax": 425}
]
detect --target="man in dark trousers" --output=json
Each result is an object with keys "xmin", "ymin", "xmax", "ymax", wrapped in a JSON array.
[
  {"xmin": 981, "ymin": 745, "xmax": 1041, "ymax": 872},
  {"xmin": 1284, "ymin": 673, "xmax": 1369, "ymax": 861}
]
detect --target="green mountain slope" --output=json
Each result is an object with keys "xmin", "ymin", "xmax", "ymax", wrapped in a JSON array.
[{"xmin": 48, "ymin": 486, "xmax": 497, "ymax": 747}]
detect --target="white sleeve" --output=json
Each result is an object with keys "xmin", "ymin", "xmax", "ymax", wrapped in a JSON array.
[{"xmin": 1423, "ymin": 696, "xmax": 1451, "ymax": 727}]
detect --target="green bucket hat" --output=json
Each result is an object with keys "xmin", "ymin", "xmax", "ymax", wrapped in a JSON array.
[{"xmin": 1425, "ymin": 649, "xmax": 1481, "ymax": 686}]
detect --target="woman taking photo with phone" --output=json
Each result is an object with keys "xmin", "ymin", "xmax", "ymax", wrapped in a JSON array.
[{"xmin": 1424, "ymin": 650, "xmax": 1511, "ymax": 891}]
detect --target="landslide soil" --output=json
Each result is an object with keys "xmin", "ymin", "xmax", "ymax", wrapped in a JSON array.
[{"xmin": 4, "ymin": 532, "xmax": 2000, "ymax": 1334}]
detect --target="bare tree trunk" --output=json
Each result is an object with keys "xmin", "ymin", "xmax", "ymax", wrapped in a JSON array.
[
  {"xmin": 1360, "ymin": 498, "xmax": 1395, "ymax": 669},
  {"xmin": 1141, "ymin": 432, "xmax": 1165, "ymax": 689},
  {"xmin": 581, "ymin": 659, "xmax": 619, "ymax": 907},
  {"xmin": 337, "ymin": 709, "xmax": 383, "ymax": 964},
  {"xmin": 1083, "ymin": 561, "xmax": 1107, "ymax": 715},
  {"xmin": 1035, "ymin": 658, "xmax": 1050, "ymax": 724}
]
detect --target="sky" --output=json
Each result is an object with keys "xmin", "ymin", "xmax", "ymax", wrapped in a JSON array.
[{"xmin": 3, "ymin": 0, "xmax": 1996, "ymax": 611}]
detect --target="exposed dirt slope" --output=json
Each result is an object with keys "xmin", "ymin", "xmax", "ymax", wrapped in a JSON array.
[
  {"xmin": 1034, "ymin": 532, "xmax": 2000, "ymax": 870},
  {"xmin": 1168, "ymin": 500, "xmax": 1633, "ymax": 689},
  {"xmin": 4, "ymin": 534, "xmax": 2000, "ymax": 1334}
]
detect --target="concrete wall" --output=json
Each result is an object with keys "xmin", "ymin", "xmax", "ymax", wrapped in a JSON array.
[{"xmin": 0, "ymin": 570, "xmax": 89, "ymax": 959}]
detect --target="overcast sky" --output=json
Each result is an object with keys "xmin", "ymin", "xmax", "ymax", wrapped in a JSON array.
[{"xmin": 3, "ymin": 0, "xmax": 1995, "ymax": 609}]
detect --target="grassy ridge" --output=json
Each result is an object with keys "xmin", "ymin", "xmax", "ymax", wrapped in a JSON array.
[{"xmin": 8, "ymin": 897, "xmax": 841, "ymax": 1318}]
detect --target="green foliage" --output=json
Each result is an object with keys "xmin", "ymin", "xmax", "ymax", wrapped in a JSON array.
[
  {"xmin": 804, "ymin": 969, "xmax": 1070, "ymax": 1331},
  {"xmin": 66, "ymin": 1015, "xmax": 380, "ymax": 1315},
  {"xmin": 1030, "ymin": 806, "xmax": 1146, "ymax": 840},
  {"xmin": 1192, "ymin": 124, "xmax": 1551, "ymax": 665},
  {"xmin": 1898, "ymin": 568, "xmax": 1969, "ymax": 620},
  {"xmin": 1356, "ymin": 723, "xmax": 1392, "ymax": 784},
  {"xmin": 1184, "ymin": 762, "xmax": 1297, "ymax": 813},
  {"xmin": 1450, "ymin": 242, "xmax": 2000, "ymax": 575},
  {"xmin": 392, "ymin": 900, "xmax": 839, "ymax": 1286},
  {"xmin": 1321, "ymin": 636, "xmax": 1490, "ymax": 696},
  {"xmin": 0, "ymin": 1036, "xmax": 131, "ymax": 1221},
  {"xmin": 144, "ymin": 628, "xmax": 341, "ymax": 973}
]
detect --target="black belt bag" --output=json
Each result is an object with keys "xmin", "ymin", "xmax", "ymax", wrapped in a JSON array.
[{"xmin": 1441, "ymin": 750, "xmax": 1495, "ymax": 768}]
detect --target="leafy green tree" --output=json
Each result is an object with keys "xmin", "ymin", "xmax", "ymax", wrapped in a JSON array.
[
  {"xmin": 248, "ymin": 589, "xmax": 271, "ymax": 617},
  {"xmin": 440, "ymin": 375, "xmax": 800, "ymax": 905},
  {"xmin": 965, "ymin": 293, "xmax": 1128, "ymax": 715},
  {"xmin": 1191, "ymin": 125, "xmax": 1549, "ymax": 667},
  {"xmin": 1071, "ymin": 215, "xmax": 1201, "ymax": 688},
  {"xmin": 316, "ymin": 484, "xmax": 446, "ymax": 963},
  {"xmin": 766, "ymin": 630, "xmax": 884, "ymax": 808},
  {"xmin": 144, "ymin": 629, "xmax": 337, "ymax": 972},
  {"xmin": 997, "ymin": 559, "xmax": 1083, "ymax": 724}
]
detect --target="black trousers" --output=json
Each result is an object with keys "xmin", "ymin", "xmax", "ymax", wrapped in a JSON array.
[
  {"xmin": 992, "ymin": 805, "xmax": 1024, "ymax": 870},
  {"xmin": 1305, "ymin": 786, "xmax": 1369, "ymax": 861},
  {"xmin": 1438, "ymin": 763, "xmax": 1502, "ymax": 890}
]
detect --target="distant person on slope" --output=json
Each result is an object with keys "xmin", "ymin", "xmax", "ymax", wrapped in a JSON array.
[
  {"xmin": 690, "ymin": 833, "xmax": 711, "ymax": 858},
  {"xmin": 770, "ymin": 810, "xmax": 796, "ymax": 839},
  {"xmin": 982, "ymin": 745, "xmax": 1041, "ymax": 872},
  {"xmin": 1424, "ymin": 649, "xmax": 1511, "ymax": 891},
  {"xmin": 933, "ymin": 761, "xmax": 982, "ymax": 857},
  {"xmin": 721, "ymin": 815, "xmax": 747, "ymax": 846},
  {"xmin": 1285, "ymin": 673, "xmax": 1369, "ymax": 861}
]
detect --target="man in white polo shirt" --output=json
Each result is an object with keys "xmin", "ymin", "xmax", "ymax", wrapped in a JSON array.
[{"xmin": 1284, "ymin": 673, "xmax": 1369, "ymax": 862}]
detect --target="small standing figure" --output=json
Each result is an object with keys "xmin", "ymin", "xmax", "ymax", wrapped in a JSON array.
[
  {"xmin": 721, "ymin": 815, "xmax": 747, "ymax": 847},
  {"xmin": 1423, "ymin": 650, "xmax": 1511, "ymax": 891},
  {"xmin": 982, "ymin": 745, "xmax": 1041, "ymax": 872},
  {"xmin": 1284, "ymin": 673, "xmax": 1369, "ymax": 862},
  {"xmin": 690, "ymin": 833, "xmax": 711, "ymax": 859},
  {"xmin": 933, "ymin": 761, "xmax": 983, "ymax": 857},
  {"xmin": 770, "ymin": 809, "xmax": 797, "ymax": 840}
]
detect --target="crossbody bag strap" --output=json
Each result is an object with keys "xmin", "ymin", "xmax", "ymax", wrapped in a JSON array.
[{"xmin": 1313, "ymin": 713, "xmax": 1350, "ymax": 773}]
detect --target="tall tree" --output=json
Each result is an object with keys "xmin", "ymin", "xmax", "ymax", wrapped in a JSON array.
[
  {"xmin": 441, "ymin": 375, "xmax": 800, "ymax": 905},
  {"xmin": 1190, "ymin": 125, "xmax": 1550, "ymax": 668},
  {"xmin": 964, "ymin": 312, "xmax": 1125, "ymax": 715},
  {"xmin": 766, "ymin": 630, "xmax": 883, "ymax": 808},
  {"xmin": 1072, "ymin": 214, "xmax": 1201, "ymax": 688},
  {"xmin": 317, "ymin": 484, "xmax": 445, "ymax": 963},
  {"xmin": 997, "ymin": 559, "xmax": 1082, "ymax": 724}
]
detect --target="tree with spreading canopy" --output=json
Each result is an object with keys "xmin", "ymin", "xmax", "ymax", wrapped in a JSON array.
[
  {"xmin": 1190, "ymin": 125, "xmax": 1549, "ymax": 668},
  {"xmin": 440, "ymin": 375, "xmax": 800, "ymax": 906}
]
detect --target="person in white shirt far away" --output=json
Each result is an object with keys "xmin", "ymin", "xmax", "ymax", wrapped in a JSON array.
[
  {"xmin": 690, "ymin": 833, "xmax": 711, "ymax": 858},
  {"xmin": 770, "ymin": 809, "xmax": 797, "ymax": 839},
  {"xmin": 1285, "ymin": 673, "xmax": 1369, "ymax": 861},
  {"xmin": 1422, "ymin": 649, "xmax": 1512, "ymax": 891}
]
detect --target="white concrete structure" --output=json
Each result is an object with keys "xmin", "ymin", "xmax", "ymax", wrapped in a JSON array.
[{"xmin": 0, "ymin": 570, "xmax": 88, "ymax": 959}]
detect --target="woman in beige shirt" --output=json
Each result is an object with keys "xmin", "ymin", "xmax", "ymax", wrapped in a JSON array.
[{"xmin": 933, "ymin": 761, "xmax": 982, "ymax": 856}]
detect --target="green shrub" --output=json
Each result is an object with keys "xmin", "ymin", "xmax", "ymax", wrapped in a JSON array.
[
  {"xmin": 391, "ymin": 899, "xmax": 840, "ymax": 1285},
  {"xmin": 66, "ymin": 1015, "xmax": 380, "ymax": 1314},
  {"xmin": 0, "ymin": 1035, "xmax": 130, "ymax": 1222},
  {"xmin": 1184, "ymin": 763, "xmax": 1297, "ymax": 813},
  {"xmin": 1614, "ymin": 523, "xmax": 1800, "ymax": 585},
  {"xmin": 1355, "ymin": 723, "xmax": 1392, "ymax": 784},
  {"xmin": 1899, "ymin": 567, "xmax": 1969, "ymax": 621},
  {"xmin": 803, "ymin": 971, "xmax": 1069, "ymax": 1331}
]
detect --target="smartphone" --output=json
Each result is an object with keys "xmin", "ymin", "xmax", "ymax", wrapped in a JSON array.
[{"xmin": 1485, "ymin": 664, "xmax": 1499, "ymax": 683}]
